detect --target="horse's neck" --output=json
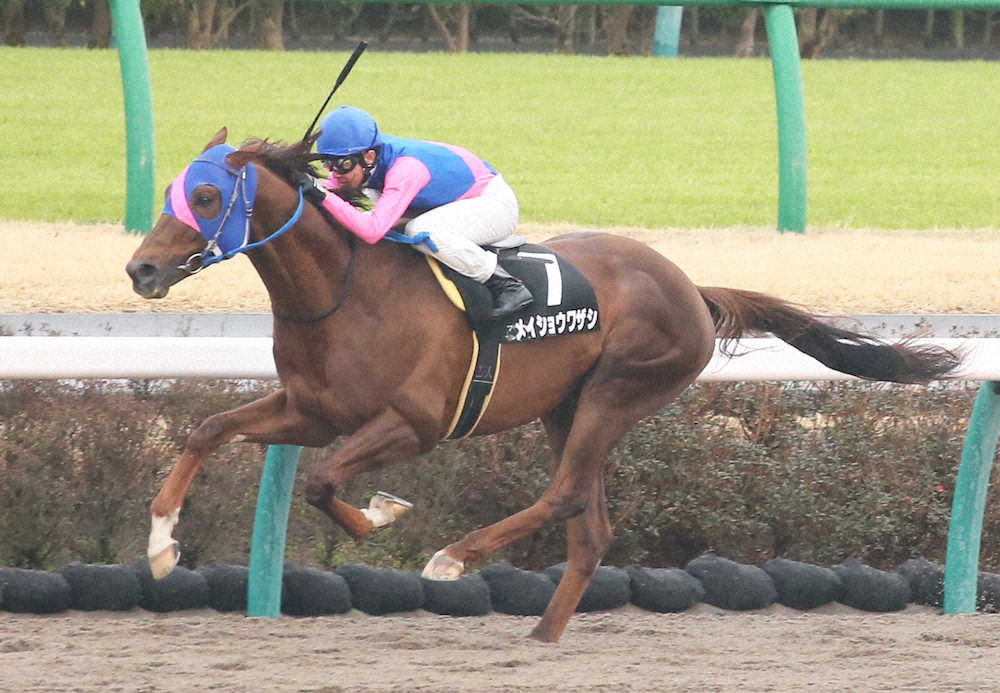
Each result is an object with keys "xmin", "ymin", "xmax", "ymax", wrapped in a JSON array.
[{"xmin": 247, "ymin": 182, "xmax": 355, "ymax": 319}]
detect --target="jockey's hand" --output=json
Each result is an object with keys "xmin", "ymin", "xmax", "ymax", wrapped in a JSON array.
[{"xmin": 297, "ymin": 173, "xmax": 327, "ymax": 206}]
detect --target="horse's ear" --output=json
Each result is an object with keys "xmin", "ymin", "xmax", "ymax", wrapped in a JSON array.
[
  {"xmin": 203, "ymin": 127, "xmax": 228, "ymax": 153},
  {"xmin": 226, "ymin": 140, "xmax": 263, "ymax": 170},
  {"xmin": 226, "ymin": 149, "xmax": 254, "ymax": 170}
]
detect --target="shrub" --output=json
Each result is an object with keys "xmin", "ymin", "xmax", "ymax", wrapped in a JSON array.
[{"xmin": 0, "ymin": 379, "xmax": 991, "ymax": 573}]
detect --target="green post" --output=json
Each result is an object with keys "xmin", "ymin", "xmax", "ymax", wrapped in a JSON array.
[
  {"xmin": 763, "ymin": 4, "xmax": 807, "ymax": 233},
  {"xmin": 653, "ymin": 6, "xmax": 684, "ymax": 57},
  {"xmin": 109, "ymin": 0, "xmax": 155, "ymax": 233},
  {"xmin": 943, "ymin": 382, "xmax": 1000, "ymax": 614},
  {"xmin": 247, "ymin": 444, "xmax": 302, "ymax": 618}
]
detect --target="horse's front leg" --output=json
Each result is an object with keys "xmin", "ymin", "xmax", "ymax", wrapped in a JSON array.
[
  {"xmin": 304, "ymin": 406, "xmax": 428, "ymax": 541},
  {"xmin": 149, "ymin": 391, "xmax": 328, "ymax": 579}
]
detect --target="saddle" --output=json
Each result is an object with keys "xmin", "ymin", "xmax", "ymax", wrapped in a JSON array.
[
  {"xmin": 428, "ymin": 242, "xmax": 600, "ymax": 343},
  {"xmin": 423, "ymin": 241, "xmax": 601, "ymax": 440}
]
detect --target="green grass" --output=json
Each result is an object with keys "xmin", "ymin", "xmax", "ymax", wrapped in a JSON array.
[{"xmin": 2, "ymin": 47, "xmax": 998, "ymax": 229}]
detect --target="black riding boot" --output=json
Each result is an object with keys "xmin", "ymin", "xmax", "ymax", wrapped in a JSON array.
[{"xmin": 484, "ymin": 266, "xmax": 533, "ymax": 319}]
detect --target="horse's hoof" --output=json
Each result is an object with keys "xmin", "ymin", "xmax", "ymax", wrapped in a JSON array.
[
  {"xmin": 361, "ymin": 491, "xmax": 414, "ymax": 528},
  {"xmin": 148, "ymin": 540, "xmax": 180, "ymax": 580},
  {"xmin": 421, "ymin": 549, "xmax": 464, "ymax": 581}
]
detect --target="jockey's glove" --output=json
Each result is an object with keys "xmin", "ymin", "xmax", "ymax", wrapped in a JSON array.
[{"xmin": 297, "ymin": 173, "xmax": 328, "ymax": 207}]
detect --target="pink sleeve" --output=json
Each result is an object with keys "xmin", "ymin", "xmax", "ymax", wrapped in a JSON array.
[{"xmin": 320, "ymin": 157, "xmax": 431, "ymax": 244}]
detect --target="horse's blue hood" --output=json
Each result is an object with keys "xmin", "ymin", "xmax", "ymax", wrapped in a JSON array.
[{"xmin": 163, "ymin": 144, "xmax": 258, "ymax": 258}]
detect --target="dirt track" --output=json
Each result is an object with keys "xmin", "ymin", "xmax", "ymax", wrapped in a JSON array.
[
  {"xmin": 3, "ymin": 603, "xmax": 999, "ymax": 692},
  {"xmin": 5, "ymin": 221, "xmax": 1000, "ymax": 313}
]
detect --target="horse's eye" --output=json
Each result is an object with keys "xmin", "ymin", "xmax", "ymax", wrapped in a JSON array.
[{"xmin": 194, "ymin": 193, "xmax": 214, "ymax": 206}]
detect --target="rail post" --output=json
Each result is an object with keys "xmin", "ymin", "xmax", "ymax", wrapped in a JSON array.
[
  {"xmin": 653, "ymin": 6, "xmax": 684, "ymax": 57},
  {"xmin": 247, "ymin": 444, "xmax": 303, "ymax": 618},
  {"xmin": 943, "ymin": 381, "xmax": 1000, "ymax": 613},
  {"xmin": 109, "ymin": 0, "xmax": 155, "ymax": 233},
  {"xmin": 763, "ymin": 3, "xmax": 808, "ymax": 233}
]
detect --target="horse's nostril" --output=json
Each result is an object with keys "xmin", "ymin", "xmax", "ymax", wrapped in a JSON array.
[{"xmin": 126, "ymin": 261, "xmax": 157, "ymax": 281}]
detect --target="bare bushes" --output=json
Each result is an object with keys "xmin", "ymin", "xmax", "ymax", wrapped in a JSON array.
[
  {"xmin": 0, "ymin": 380, "xmax": 268, "ymax": 569},
  {"xmin": 0, "ymin": 380, "xmax": 990, "ymax": 573}
]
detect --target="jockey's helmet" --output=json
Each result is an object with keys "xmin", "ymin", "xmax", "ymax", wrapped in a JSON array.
[{"xmin": 317, "ymin": 106, "xmax": 382, "ymax": 157}]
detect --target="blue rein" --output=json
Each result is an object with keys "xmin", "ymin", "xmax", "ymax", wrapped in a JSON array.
[
  {"xmin": 195, "ymin": 183, "xmax": 435, "ymax": 268},
  {"xmin": 186, "ymin": 178, "xmax": 431, "ymax": 324},
  {"xmin": 385, "ymin": 230, "xmax": 438, "ymax": 253}
]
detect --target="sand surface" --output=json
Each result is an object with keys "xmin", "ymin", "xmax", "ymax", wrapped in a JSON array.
[
  {"xmin": 2, "ymin": 603, "xmax": 998, "ymax": 692},
  {"xmin": 5, "ymin": 221, "xmax": 1000, "ymax": 313}
]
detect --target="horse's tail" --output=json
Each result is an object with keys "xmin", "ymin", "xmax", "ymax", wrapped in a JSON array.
[{"xmin": 696, "ymin": 286, "xmax": 961, "ymax": 384}]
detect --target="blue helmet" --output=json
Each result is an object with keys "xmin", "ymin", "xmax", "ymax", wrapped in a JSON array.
[{"xmin": 316, "ymin": 106, "xmax": 382, "ymax": 157}]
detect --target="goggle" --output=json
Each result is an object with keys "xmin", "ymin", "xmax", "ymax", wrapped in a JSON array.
[{"xmin": 322, "ymin": 155, "xmax": 362, "ymax": 174}]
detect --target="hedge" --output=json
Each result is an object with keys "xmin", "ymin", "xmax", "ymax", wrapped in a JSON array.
[{"xmin": 1, "ymin": 379, "xmax": 996, "ymax": 577}]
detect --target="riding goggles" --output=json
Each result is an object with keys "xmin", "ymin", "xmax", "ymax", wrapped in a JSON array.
[{"xmin": 322, "ymin": 154, "xmax": 363, "ymax": 174}]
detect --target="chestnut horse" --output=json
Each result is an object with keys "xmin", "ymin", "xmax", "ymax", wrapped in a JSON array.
[{"xmin": 126, "ymin": 129, "xmax": 959, "ymax": 642}]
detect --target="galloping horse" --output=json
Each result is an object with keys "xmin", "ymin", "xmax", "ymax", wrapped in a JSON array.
[{"xmin": 127, "ymin": 129, "xmax": 960, "ymax": 642}]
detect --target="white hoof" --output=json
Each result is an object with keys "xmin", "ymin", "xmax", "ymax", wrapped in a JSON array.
[
  {"xmin": 360, "ymin": 491, "xmax": 414, "ymax": 528},
  {"xmin": 421, "ymin": 549, "xmax": 464, "ymax": 581},
  {"xmin": 148, "ymin": 540, "xmax": 180, "ymax": 580}
]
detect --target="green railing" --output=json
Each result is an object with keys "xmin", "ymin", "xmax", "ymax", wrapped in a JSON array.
[
  {"xmin": 110, "ymin": 0, "xmax": 155, "ymax": 234},
  {"xmin": 109, "ymin": 0, "xmax": 1000, "ymax": 619}
]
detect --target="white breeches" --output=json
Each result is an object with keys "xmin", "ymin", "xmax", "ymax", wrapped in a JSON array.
[{"xmin": 402, "ymin": 174, "xmax": 520, "ymax": 283}]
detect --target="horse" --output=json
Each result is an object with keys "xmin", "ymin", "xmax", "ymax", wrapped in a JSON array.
[{"xmin": 126, "ymin": 128, "xmax": 960, "ymax": 642}]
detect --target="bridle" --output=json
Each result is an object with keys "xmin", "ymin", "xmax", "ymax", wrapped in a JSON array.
[
  {"xmin": 177, "ymin": 170, "xmax": 358, "ymax": 324},
  {"xmin": 177, "ymin": 165, "xmax": 278, "ymax": 275}
]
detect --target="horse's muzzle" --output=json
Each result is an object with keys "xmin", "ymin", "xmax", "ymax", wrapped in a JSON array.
[{"xmin": 126, "ymin": 259, "xmax": 171, "ymax": 299}]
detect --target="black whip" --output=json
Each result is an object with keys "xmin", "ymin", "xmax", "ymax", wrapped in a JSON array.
[{"xmin": 303, "ymin": 40, "xmax": 368, "ymax": 142}]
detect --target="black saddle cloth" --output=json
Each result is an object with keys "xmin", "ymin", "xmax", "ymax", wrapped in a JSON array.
[{"xmin": 440, "ymin": 243, "xmax": 600, "ymax": 344}]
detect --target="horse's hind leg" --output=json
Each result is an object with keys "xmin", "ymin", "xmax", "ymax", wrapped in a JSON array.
[
  {"xmin": 423, "ymin": 358, "xmax": 707, "ymax": 641},
  {"xmin": 531, "ymin": 474, "xmax": 612, "ymax": 643},
  {"xmin": 421, "ymin": 398, "xmax": 640, "ymax": 634},
  {"xmin": 420, "ymin": 395, "xmax": 577, "ymax": 579}
]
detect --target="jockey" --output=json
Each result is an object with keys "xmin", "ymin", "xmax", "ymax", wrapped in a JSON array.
[{"xmin": 307, "ymin": 105, "xmax": 533, "ymax": 320}]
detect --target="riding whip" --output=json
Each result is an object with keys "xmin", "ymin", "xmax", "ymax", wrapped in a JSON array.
[{"xmin": 303, "ymin": 40, "xmax": 368, "ymax": 142}]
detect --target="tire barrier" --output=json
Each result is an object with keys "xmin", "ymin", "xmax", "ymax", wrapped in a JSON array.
[
  {"xmin": 976, "ymin": 572, "xmax": 1000, "ymax": 612},
  {"xmin": 686, "ymin": 554, "xmax": 778, "ymax": 611},
  {"xmin": 625, "ymin": 566, "xmax": 705, "ymax": 613},
  {"xmin": 480, "ymin": 563, "xmax": 556, "ymax": 616},
  {"xmin": 897, "ymin": 558, "xmax": 945, "ymax": 607},
  {"xmin": 282, "ymin": 564, "xmax": 353, "ymax": 616},
  {"xmin": 198, "ymin": 563, "xmax": 251, "ymax": 613},
  {"xmin": 0, "ymin": 567, "xmax": 72, "ymax": 614},
  {"xmin": 763, "ymin": 558, "xmax": 843, "ymax": 610},
  {"xmin": 544, "ymin": 564, "xmax": 632, "ymax": 612},
  {"xmin": 59, "ymin": 563, "xmax": 142, "ymax": 611},
  {"xmin": 833, "ymin": 557, "xmax": 912, "ymax": 612},
  {"xmin": 335, "ymin": 564, "xmax": 424, "ymax": 616},
  {"xmin": 129, "ymin": 558, "xmax": 209, "ymax": 612},
  {"xmin": 3, "ymin": 555, "xmax": 999, "ymax": 617},
  {"xmin": 420, "ymin": 574, "xmax": 492, "ymax": 617}
]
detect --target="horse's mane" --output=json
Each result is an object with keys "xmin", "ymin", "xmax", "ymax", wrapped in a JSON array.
[
  {"xmin": 238, "ymin": 133, "xmax": 322, "ymax": 188},
  {"xmin": 238, "ymin": 133, "xmax": 354, "ymax": 234}
]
